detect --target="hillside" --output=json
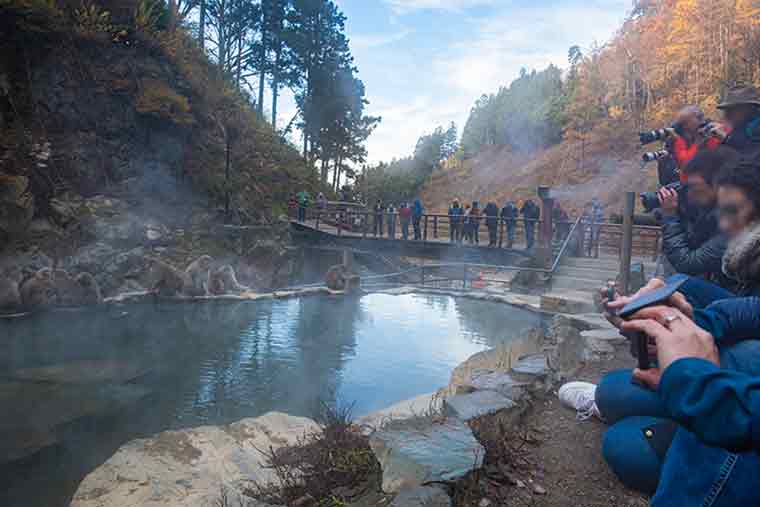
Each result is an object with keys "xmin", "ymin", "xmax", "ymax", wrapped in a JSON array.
[
  {"xmin": 420, "ymin": 130, "xmax": 659, "ymax": 216},
  {"xmin": 0, "ymin": 1, "xmax": 317, "ymax": 292}
]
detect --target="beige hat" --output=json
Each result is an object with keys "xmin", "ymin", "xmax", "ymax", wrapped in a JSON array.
[{"xmin": 717, "ymin": 85, "xmax": 760, "ymax": 110}]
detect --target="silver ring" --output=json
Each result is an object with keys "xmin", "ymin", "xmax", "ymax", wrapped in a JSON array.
[{"xmin": 664, "ymin": 314, "xmax": 681, "ymax": 326}]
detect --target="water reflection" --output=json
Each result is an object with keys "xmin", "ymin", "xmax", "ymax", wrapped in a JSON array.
[{"xmin": 0, "ymin": 293, "xmax": 541, "ymax": 507}]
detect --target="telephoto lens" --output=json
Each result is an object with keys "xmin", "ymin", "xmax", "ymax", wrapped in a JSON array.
[
  {"xmin": 639, "ymin": 128, "xmax": 669, "ymax": 145},
  {"xmin": 641, "ymin": 150, "xmax": 670, "ymax": 163}
]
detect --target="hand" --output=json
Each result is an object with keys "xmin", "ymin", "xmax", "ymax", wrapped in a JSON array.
[
  {"xmin": 704, "ymin": 122, "xmax": 728, "ymax": 141},
  {"xmin": 657, "ymin": 187, "xmax": 679, "ymax": 216},
  {"xmin": 664, "ymin": 127, "xmax": 679, "ymax": 139},
  {"xmin": 633, "ymin": 367, "xmax": 663, "ymax": 390},
  {"xmin": 621, "ymin": 306, "xmax": 719, "ymax": 372},
  {"xmin": 605, "ymin": 277, "xmax": 666, "ymax": 312}
]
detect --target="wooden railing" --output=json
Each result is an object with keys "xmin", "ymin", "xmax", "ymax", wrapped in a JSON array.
[{"xmin": 292, "ymin": 209, "xmax": 662, "ymax": 260}]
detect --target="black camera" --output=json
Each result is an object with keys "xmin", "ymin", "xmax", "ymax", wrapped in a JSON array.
[
  {"xmin": 641, "ymin": 150, "xmax": 671, "ymax": 164},
  {"xmin": 640, "ymin": 182, "xmax": 683, "ymax": 213},
  {"xmin": 639, "ymin": 122, "xmax": 685, "ymax": 145}
]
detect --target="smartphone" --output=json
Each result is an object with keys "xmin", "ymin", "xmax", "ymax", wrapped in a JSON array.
[
  {"xmin": 617, "ymin": 275, "xmax": 689, "ymax": 370},
  {"xmin": 617, "ymin": 275, "xmax": 689, "ymax": 319}
]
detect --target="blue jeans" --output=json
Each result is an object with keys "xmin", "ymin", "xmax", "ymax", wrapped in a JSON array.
[
  {"xmin": 506, "ymin": 222, "xmax": 515, "ymax": 247},
  {"xmin": 525, "ymin": 222, "xmax": 535, "ymax": 249},
  {"xmin": 598, "ymin": 340, "xmax": 760, "ymax": 502}
]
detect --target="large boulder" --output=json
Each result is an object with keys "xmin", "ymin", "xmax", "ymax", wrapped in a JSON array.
[
  {"xmin": 72, "ymin": 412, "xmax": 319, "ymax": 507},
  {"xmin": 369, "ymin": 417, "xmax": 484, "ymax": 494}
]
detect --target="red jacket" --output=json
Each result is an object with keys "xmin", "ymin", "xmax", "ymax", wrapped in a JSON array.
[{"xmin": 673, "ymin": 128, "xmax": 730, "ymax": 183}]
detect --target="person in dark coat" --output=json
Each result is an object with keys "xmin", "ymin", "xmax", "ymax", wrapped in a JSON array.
[
  {"xmin": 521, "ymin": 199, "xmax": 540, "ymax": 249},
  {"xmin": 484, "ymin": 201, "xmax": 500, "ymax": 247},
  {"xmin": 412, "ymin": 199, "xmax": 424, "ymax": 240},
  {"xmin": 714, "ymin": 85, "xmax": 760, "ymax": 154},
  {"xmin": 500, "ymin": 201, "xmax": 519, "ymax": 248},
  {"xmin": 373, "ymin": 200, "xmax": 384, "ymax": 237},
  {"xmin": 470, "ymin": 202, "xmax": 481, "ymax": 245},
  {"xmin": 659, "ymin": 148, "xmax": 739, "ymax": 292},
  {"xmin": 448, "ymin": 199, "xmax": 463, "ymax": 243}
]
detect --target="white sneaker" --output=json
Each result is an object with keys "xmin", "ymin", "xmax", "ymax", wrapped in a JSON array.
[{"xmin": 558, "ymin": 381, "xmax": 602, "ymax": 421}]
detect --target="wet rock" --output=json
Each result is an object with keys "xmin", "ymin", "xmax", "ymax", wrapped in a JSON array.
[
  {"xmin": 540, "ymin": 290, "xmax": 596, "ymax": 314},
  {"xmin": 581, "ymin": 329, "xmax": 620, "ymax": 361},
  {"xmin": 369, "ymin": 417, "xmax": 484, "ymax": 493},
  {"xmin": 72, "ymin": 412, "xmax": 318, "ymax": 507},
  {"xmin": 457, "ymin": 369, "xmax": 528, "ymax": 400},
  {"xmin": 450, "ymin": 335, "xmax": 542, "ymax": 391},
  {"xmin": 391, "ymin": 485, "xmax": 452, "ymax": 507},
  {"xmin": 511, "ymin": 354, "xmax": 548, "ymax": 380},
  {"xmin": 66, "ymin": 241, "xmax": 118, "ymax": 273},
  {"xmin": 533, "ymin": 484, "xmax": 547, "ymax": 495},
  {"xmin": 358, "ymin": 392, "xmax": 442, "ymax": 431},
  {"xmin": 444, "ymin": 391, "xmax": 516, "ymax": 421}
]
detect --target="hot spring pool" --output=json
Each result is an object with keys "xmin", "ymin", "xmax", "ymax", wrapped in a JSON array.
[{"xmin": 0, "ymin": 292, "xmax": 541, "ymax": 506}]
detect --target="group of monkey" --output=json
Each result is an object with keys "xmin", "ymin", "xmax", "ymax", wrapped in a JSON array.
[{"xmin": 0, "ymin": 254, "xmax": 250, "ymax": 313}]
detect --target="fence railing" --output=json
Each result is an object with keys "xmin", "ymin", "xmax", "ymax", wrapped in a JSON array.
[{"xmin": 290, "ymin": 209, "xmax": 662, "ymax": 260}]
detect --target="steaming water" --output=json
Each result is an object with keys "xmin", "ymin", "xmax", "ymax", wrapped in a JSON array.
[{"xmin": 0, "ymin": 293, "xmax": 541, "ymax": 507}]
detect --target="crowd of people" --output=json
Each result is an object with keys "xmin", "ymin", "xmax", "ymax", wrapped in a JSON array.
[
  {"xmin": 557, "ymin": 84, "xmax": 760, "ymax": 506},
  {"xmin": 288, "ymin": 189, "xmax": 608, "ymax": 255}
]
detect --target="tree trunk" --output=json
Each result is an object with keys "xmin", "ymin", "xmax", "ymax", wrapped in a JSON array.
[
  {"xmin": 198, "ymin": 0, "xmax": 206, "ymax": 48},
  {"xmin": 218, "ymin": 0, "xmax": 226, "ymax": 73},
  {"xmin": 258, "ymin": 5, "xmax": 268, "ymax": 118},
  {"xmin": 168, "ymin": 0, "xmax": 177, "ymax": 32},
  {"xmin": 272, "ymin": 44, "xmax": 281, "ymax": 129}
]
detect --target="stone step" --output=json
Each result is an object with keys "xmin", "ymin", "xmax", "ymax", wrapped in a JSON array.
[
  {"xmin": 369, "ymin": 417, "xmax": 485, "ymax": 493},
  {"xmin": 561, "ymin": 256, "xmax": 658, "ymax": 272},
  {"xmin": 554, "ymin": 266, "xmax": 620, "ymax": 282},
  {"xmin": 541, "ymin": 290, "xmax": 596, "ymax": 314},
  {"xmin": 549, "ymin": 275, "xmax": 606, "ymax": 292},
  {"xmin": 444, "ymin": 390, "xmax": 516, "ymax": 421}
]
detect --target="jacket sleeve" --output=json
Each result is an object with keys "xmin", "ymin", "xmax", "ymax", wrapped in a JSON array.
[
  {"xmin": 693, "ymin": 297, "xmax": 760, "ymax": 343},
  {"xmin": 660, "ymin": 358, "xmax": 760, "ymax": 453},
  {"xmin": 661, "ymin": 216, "xmax": 727, "ymax": 276}
]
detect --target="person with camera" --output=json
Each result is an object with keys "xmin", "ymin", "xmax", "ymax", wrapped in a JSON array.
[
  {"xmin": 558, "ymin": 155, "xmax": 760, "ymax": 497},
  {"xmin": 658, "ymin": 147, "xmax": 739, "ymax": 290},
  {"xmin": 707, "ymin": 85, "xmax": 760, "ymax": 153}
]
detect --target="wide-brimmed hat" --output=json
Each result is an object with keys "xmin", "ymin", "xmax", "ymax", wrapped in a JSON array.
[{"xmin": 717, "ymin": 85, "xmax": 760, "ymax": 110}]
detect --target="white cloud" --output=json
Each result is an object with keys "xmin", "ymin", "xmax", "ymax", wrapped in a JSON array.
[
  {"xmin": 384, "ymin": 0, "xmax": 500, "ymax": 13},
  {"xmin": 350, "ymin": 30, "xmax": 412, "ymax": 50}
]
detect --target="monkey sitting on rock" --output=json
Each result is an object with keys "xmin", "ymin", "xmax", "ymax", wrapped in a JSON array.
[
  {"xmin": 209, "ymin": 265, "xmax": 250, "ymax": 295},
  {"xmin": 18, "ymin": 268, "xmax": 57, "ymax": 310},
  {"xmin": 145, "ymin": 258, "xmax": 189, "ymax": 296},
  {"xmin": 183, "ymin": 255, "xmax": 213, "ymax": 297},
  {"xmin": 0, "ymin": 268, "xmax": 23, "ymax": 313}
]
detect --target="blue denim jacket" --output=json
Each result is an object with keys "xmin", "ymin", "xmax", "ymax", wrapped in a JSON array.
[{"xmin": 660, "ymin": 358, "xmax": 760, "ymax": 453}]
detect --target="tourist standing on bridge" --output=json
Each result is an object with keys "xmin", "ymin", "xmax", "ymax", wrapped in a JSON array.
[
  {"xmin": 373, "ymin": 200, "xmax": 384, "ymax": 237},
  {"xmin": 470, "ymin": 202, "xmax": 481, "ymax": 245},
  {"xmin": 296, "ymin": 189, "xmax": 311, "ymax": 222},
  {"xmin": 287, "ymin": 193, "xmax": 298, "ymax": 219},
  {"xmin": 521, "ymin": 199, "xmax": 540, "ymax": 249},
  {"xmin": 316, "ymin": 192, "xmax": 327, "ymax": 211},
  {"xmin": 484, "ymin": 201, "xmax": 500, "ymax": 247},
  {"xmin": 448, "ymin": 199, "xmax": 463, "ymax": 243},
  {"xmin": 412, "ymin": 199, "xmax": 424, "ymax": 240},
  {"xmin": 387, "ymin": 203, "xmax": 397, "ymax": 238},
  {"xmin": 399, "ymin": 202, "xmax": 412, "ymax": 240},
  {"xmin": 501, "ymin": 201, "xmax": 519, "ymax": 248}
]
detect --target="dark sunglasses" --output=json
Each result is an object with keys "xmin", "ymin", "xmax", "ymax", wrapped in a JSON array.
[{"xmin": 719, "ymin": 204, "xmax": 740, "ymax": 218}]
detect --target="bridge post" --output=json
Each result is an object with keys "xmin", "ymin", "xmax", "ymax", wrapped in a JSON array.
[
  {"xmin": 423, "ymin": 215, "xmax": 429, "ymax": 241},
  {"xmin": 537, "ymin": 186, "xmax": 555, "ymax": 268},
  {"xmin": 362, "ymin": 212, "xmax": 368, "ymax": 239},
  {"xmin": 619, "ymin": 192, "xmax": 635, "ymax": 294},
  {"xmin": 343, "ymin": 248, "xmax": 354, "ymax": 272},
  {"xmin": 433, "ymin": 216, "xmax": 438, "ymax": 239}
]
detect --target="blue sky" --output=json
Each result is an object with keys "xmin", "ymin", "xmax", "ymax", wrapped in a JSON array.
[{"xmin": 276, "ymin": 0, "xmax": 631, "ymax": 163}]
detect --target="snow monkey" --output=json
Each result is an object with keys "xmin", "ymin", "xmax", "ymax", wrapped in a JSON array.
[
  {"xmin": 183, "ymin": 255, "xmax": 213, "ymax": 296},
  {"xmin": 208, "ymin": 265, "xmax": 249, "ymax": 295},
  {"xmin": 19, "ymin": 268, "xmax": 57, "ymax": 309},
  {"xmin": 146, "ymin": 258, "xmax": 188, "ymax": 296}
]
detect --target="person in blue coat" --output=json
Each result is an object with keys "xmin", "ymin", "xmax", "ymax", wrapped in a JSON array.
[{"xmin": 412, "ymin": 199, "xmax": 424, "ymax": 240}]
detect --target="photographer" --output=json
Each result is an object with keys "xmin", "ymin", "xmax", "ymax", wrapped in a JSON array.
[
  {"xmin": 658, "ymin": 147, "xmax": 738, "ymax": 290},
  {"xmin": 670, "ymin": 106, "xmax": 724, "ymax": 175},
  {"xmin": 709, "ymin": 85, "xmax": 760, "ymax": 153}
]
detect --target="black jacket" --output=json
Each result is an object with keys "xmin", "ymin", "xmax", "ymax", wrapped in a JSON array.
[
  {"xmin": 724, "ymin": 114, "xmax": 760, "ymax": 154},
  {"xmin": 501, "ymin": 204, "xmax": 518, "ymax": 222},
  {"xmin": 483, "ymin": 203, "xmax": 499, "ymax": 227},
  {"xmin": 661, "ymin": 209, "xmax": 735, "ymax": 291},
  {"xmin": 521, "ymin": 201, "xmax": 540, "ymax": 220}
]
